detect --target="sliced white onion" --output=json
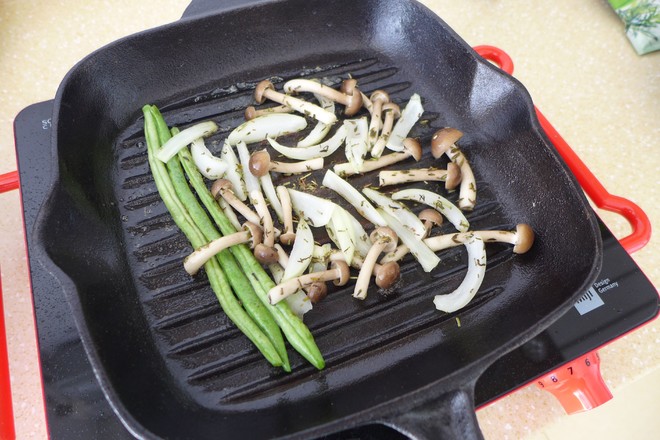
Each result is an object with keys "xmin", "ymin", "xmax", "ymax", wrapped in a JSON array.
[
  {"xmin": 385, "ymin": 94, "xmax": 423, "ymax": 152},
  {"xmin": 220, "ymin": 140, "xmax": 247, "ymax": 201},
  {"xmin": 344, "ymin": 210, "xmax": 371, "ymax": 258},
  {"xmin": 326, "ymin": 206, "xmax": 356, "ymax": 266},
  {"xmin": 267, "ymin": 125, "xmax": 346, "ymax": 160},
  {"xmin": 268, "ymin": 263, "xmax": 312, "ymax": 319},
  {"xmin": 343, "ymin": 117, "xmax": 369, "ymax": 172},
  {"xmin": 227, "ymin": 113, "xmax": 307, "ymax": 145},
  {"xmin": 236, "ymin": 141, "xmax": 262, "ymax": 205},
  {"xmin": 287, "ymin": 188, "xmax": 337, "ymax": 227},
  {"xmin": 190, "ymin": 137, "xmax": 228, "ymax": 180},
  {"xmin": 282, "ymin": 218, "xmax": 314, "ymax": 281},
  {"xmin": 259, "ymin": 173, "xmax": 284, "ymax": 222},
  {"xmin": 310, "ymin": 243, "xmax": 332, "ymax": 273},
  {"xmin": 156, "ymin": 121, "xmax": 218, "ymax": 162},
  {"xmin": 322, "ymin": 170, "xmax": 386, "ymax": 227},
  {"xmin": 391, "ymin": 188, "xmax": 470, "ymax": 232},
  {"xmin": 362, "ymin": 187, "xmax": 427, "ymax": 238},
  {"xmin": 376, "ymin": 209, "xmax": 440, "ymax": 272},
  {"xmin": 297, "ymin": 93, "xmax": 335, "ymax": 147},
  {"xmin": 433, "ymin": 234, "xmax": 486, "ymax": 313}
]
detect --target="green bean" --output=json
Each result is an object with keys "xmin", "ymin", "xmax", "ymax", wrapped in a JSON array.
[{"xmin": 143, "ymin": 106, "xmax": 282, "ymax": 368}]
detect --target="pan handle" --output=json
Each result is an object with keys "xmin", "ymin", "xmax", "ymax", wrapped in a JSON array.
[
  {"xmin": 182, "ymin": 0, "xmax": 273, "ymax": 19},
  {"xmin": 380, "ymin": 384, "xmax": 483, "ymax": 440},
  {"xmin": 474, "ymin": 45, "xmax": 652, "ymax": 254}
]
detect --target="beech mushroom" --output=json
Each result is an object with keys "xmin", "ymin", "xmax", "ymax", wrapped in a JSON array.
[
  {"xmin": 276, "ymin": 185, "xmax": 296, "ymax": 245},
  {"xmin": 249, "ymin": 149, "xmax": 324, "ymax": 177},
  {"xmin": 184, "ymin": 222, "xmax": 262, "ymax": 275},
  {"xmin": 431, "ymin": 128, "xmax": 476, "ymax": 211},
  {"xmin": 244, "ymin": 104, "xmax": 293, "ymax": 120},
  {"xmin": 334, "ymin": 137, "xmax": 422, "ymax": 177},
  {"xmin": 419, "ymin": 209, "xmax": 443, "ymax": 237},
  {"xmin": 371, "ymin": 102, "xmax": 401, "ymax": 158},
  {"xmin": 367, "ymin": 90, "xmax": 390, "ymax": 147},
  {"xmin": 306, "ymin": 282, "xmax": 328, "ymax": 303},
  {"xmin": 358, "ymin": 91, "xmax": 374, "ymax": 114},
  {"xmin": 353, "ymin": 227, "xmax": 398, "ymax": 300},
  {"xmin": 328, "ymin": 247, "xmax": 400, "ymax": 289},
  {"xmin": 378, "ymin": 162, "xmax": 462, "ymax": 190},
  {"xmin": 254, "ymin": 80, "xmax": 337, "ymax": 125},
  {"xmin": 283, "ymin": 78, "xmax": 363, "ymax": 117},
  {"xmin": 268, "ymin": 260, "xmax": 350, "ymax": 304},
  {"xmin": 250, "ymin": 189, "xmax": 279, "ymax": 264},
  {"xmin": 211, "ymin": 179, "xmax": 261, "ymax": 225}
]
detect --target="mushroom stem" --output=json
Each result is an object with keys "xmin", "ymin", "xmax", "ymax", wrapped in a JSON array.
[
  {"xmin": 431, "ymin": 128, "xmax": 476, "ymax": 210},
  {"xmin": 371, "ymin": 102, "xmax": 401, "ymax": 158},
  {"xmin": 378, "ymin": 163, "xmax": 462, "ymax": 189},
  {"xmin": 367, "ymin": 90, "xmax": 390, "ymax": 147},
  {"xmin": 183, "ymin": 222, "xmax": 262, "ymax": 276},
  {"xmin": 276, "ymin": 185, "xmax": 296, "ymax": 246},
  {"xmin": 268, "ymin": 261, "xmax": 350, "ymax": 304},
  {"xmin": 334, "ymin": 138, "xmax": 422, "ymax": 177},
  {"xmin": 244, "ymin": 104, "xmax": 293, "ymax": 120},
  {"xmin": 211, "ymin": 179, "xmax": 261, "ymax": 225},
  {"xmin": 284, "ymin": 79, "xmax": 362, "ymax": 116},
  {"xmin": 353, "ymin": 227, "xmax": 398, "ymax": 300},
  {"xmin": 249, "ymin": 149, "xmax": 324, "ymax": 176},
  {"xmin": 273, "ymin": 243, "xmax": 290, "ymax": 268},
  {"xmin": 254, "ymin": 80, "xmax": 337, "ymax": 125},
  {"xmin": 359, "ymin": 91, "xmax": 374, "ymax": 114},
  {"xmin": 251, "ymin": 190, "xmax": 276, "ymax": 248}
]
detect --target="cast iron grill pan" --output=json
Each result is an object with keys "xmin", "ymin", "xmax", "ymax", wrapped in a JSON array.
[{"xmin": 35, "ymin": 1, "xmax": 602, "ymax": 438}]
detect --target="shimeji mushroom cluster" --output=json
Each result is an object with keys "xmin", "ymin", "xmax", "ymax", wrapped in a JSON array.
[{"xmin": 158, "ymin": 76, "xmax": 535, "ymax": 315}]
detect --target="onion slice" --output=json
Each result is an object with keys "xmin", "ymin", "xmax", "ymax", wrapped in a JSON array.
[
  {"xmin": 362, "ymin": 187, "xmax": 427, "ymax": 238},
  {"xmin": 267, "ymin": 125, "xmax": 347, "ymax": 160},
  {"xmin": 391, "ymin": 189, "xmax": 469, "ymax": 232},
  {"xmin": 190, "ymin": 137, "xmax": 227, "ymax": 179},
  {"xmin": 385, "ymin": 94, "xmax": 423, "ymax": 152},
  {"xmin": 220, "ymin": 140, "xmax": 247, "ymax": 201},
  {"xmin": 322, "ymin": 170, "xmax": 386, "ymax": 227},
  {"xmin": 259, "ymin": 173, "xmax": 284, "ymax": 222},
  {"xmin": 227, "ymin": 113, "xmax": 307, "ymax": 145},
  {"xmin": 157, "ymin": 121, "xmax": 218, "ymax": 163},
  {"xmin": 268, "ymin": 263, "xmax": 312, "ymax": 319},
  {"xmin": 287, "ymin": 188, "xmax": 336, "ymax": 227},
  {"xmin": 236, "ymin": 141, "xmax": 262, "ymax": 205},
  {"xmin": 376, "ymin": 209, "xmax": 440, "ymax": 272},
  {"xmin": 326, "ymin": 206, "xmax": 356, "ymax": 266},
  {"xmin": 432, "ymin": 234, "xmax": 486, "ymax": 313},
  {"xmin": 282, "ymin": 218, "xmax": 314, "ymax": 281},
  {"xmin": 343, "ymin": 118, "xmax": 369, "ymax": 173},
  {"xmin": 297, "ymin": 93, "xmax": 335, "ymax": 147}
]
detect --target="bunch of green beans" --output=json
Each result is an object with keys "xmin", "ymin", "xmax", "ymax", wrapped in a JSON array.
[{"xmin": 142, "ymin": 105, "xmax": 324, "ymax": 371}]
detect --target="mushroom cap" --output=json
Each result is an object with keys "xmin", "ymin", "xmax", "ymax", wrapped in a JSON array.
[
  {"xmin": 444, "ymin": 162, "xmax": 462, "ymax": 190},
  {"xmin": 419, "ymin": 209, "xmax": 444, "ymax": 228},
  {"xmin": 242, "ymin": 222, "xmax": 263, "ymax": 248},
  {"xmin": 370, "ymin": 89, "xmax": 390, "ymax": 105},
  {"xmin": 248, "ymin": 149, "xmax": 272, "ymax": 177},
  {"xmin": 279, "ymin": 232, "xmax": 296, "ymax": 246},
  {"xmin": 513, "ymin": 223, "xmax": 535, "ymax": 254},
  {"xmin": 210, "ymin": 178, "xmax": 233, "ymax": 200},
  {"xmin": 244, "ymin": 106, "xmax": 258, "ymax": 120},
  {"xmin": 254, "ymin": 80, "xmax": 275, "ymax": 104},
  {"xmin": 382, "ymin": 102, "xmax": 401, "ymax": 119},
  {"xmin": 374, "ymin": 261, "xmax": 400, "ymax": 289},
  {"xmin": 253, "ymin": 243, "xmax": 279, "ymax": 264},
  {"xmin": 341, "ymin": 79, "xmax": 363, "ymax": 116},
  {"xmin": 402, "ymin": 137, "xmax": 423, "ymax": 161},
  {"xmin": 330, "ymin": 260, "xmax": 351, "ymax": 286},
  {"xmin": 340, "ymin": 78, "xmax": 358, "ymax": 95},
  {"xmin": 369, "ymin": 227, "xmax": 399, "ymax": 253},
  {"xmin": 306, "ymin": 282, "xmax": 328, "ymax": 303},
  {"xmin": 431, "ymin": 127, "xmax": 464, "ymax": 159}
]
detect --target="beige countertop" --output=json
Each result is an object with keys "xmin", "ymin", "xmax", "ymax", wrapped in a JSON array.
[{"xmin": 1, "ymin": 1, "xmax": 658, "ymax": 439}]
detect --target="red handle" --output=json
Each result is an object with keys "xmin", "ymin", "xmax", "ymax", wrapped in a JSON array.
[
  {"xmin": 0, "ymin": 171, "xmax": 19, "ymax": 193},
  {"xmin": 0, "ymin": 274, "xmax": 16, "ymax": 439},
  {"xmin": 474, "ymin": 45, "xmax": 652, "ymax": 253}
]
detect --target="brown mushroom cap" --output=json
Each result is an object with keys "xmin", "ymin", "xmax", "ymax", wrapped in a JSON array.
[
  {"xmin": 244, "ymin": 106, "xmax": 258, "ymax": 120},
  {"xmin": 210, "ymin": 178, "xmax": 233, "ymax": 200},
  {"xmin": 374, "ymin": 261, "xmax": 400, "ymax": 289},
  {"xmin": 431, "ymin": 127, "xmax": 464, "ymax": 159},
  {"xmin": 382, "ymin": 102, "xmax": 401, "ymax": 119},
  {"xmin": 306, "ymin": 282, "xmax": 328, "ymax": 303},
  {"xmin": 279, "ymin": 232, "xmax": 296, "ymax": 246},
  {"xmin": 330, "ymin": 260, "xmax": 351, "ymax": 286},
  {"xmin": 369, "ymin": 227, "xmax": 399, "ymax": 253},
  {"xmin": 340, "ymin": 78, "xmax": 363, "ymax": 116},
  {"xmin": 419, "ymin": 209, "xmax": 444, "ymax": 229},
  {"xmin": 253, "ymin": 243, "xmax": 279, "ymax": 264},
  {"xmin": 248, "ymin": 149, "xmax": 271, "ymax": 177},
  {"xmin": 402, "ymin": 138, "xmax": 423, "ymax": 161},
  {"xmin": 254, "ymin": 80, "xmax": 275, "ymax": 104},
  {"xmin": 513, "ymin": 223, "xmax": 535, "ymax": 254},
  {"xmin": 370, "ymin": 90, "xmax": 390, "ymax": 105},
  {"xmin": 242, "ymin": 222, "xmax": 263, "ymax": 249},
  {"xmin": 444, "ymin": 162, "xmax": 462, "ymax": 190}
]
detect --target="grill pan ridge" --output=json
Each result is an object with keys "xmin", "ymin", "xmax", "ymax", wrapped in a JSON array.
[{"xmin": 34, "ymin": 1, "xmax": 602, "ymax": 438}]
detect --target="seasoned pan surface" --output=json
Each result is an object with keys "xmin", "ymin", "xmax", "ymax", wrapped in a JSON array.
[{"xmin": 36, "ymin": 0, "xmax": 602, "ymax": 438}]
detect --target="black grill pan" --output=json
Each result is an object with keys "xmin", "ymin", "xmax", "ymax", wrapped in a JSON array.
[{"xmin": 32, "ymin": 1, "xmax": 602, "ymax": 438}]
